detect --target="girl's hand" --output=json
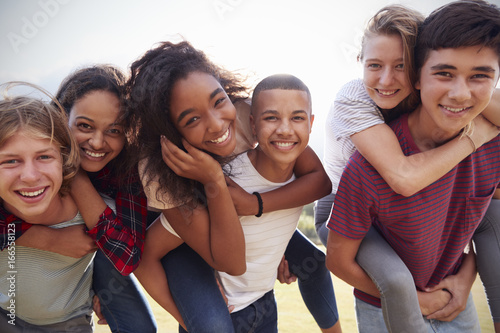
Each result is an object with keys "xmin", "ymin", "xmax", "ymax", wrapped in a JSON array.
[
  {"xmin": 226, "ymin": 177, "xmax": 258, "ymax": 216},
  {"xmin": 469, "ymin": 114, "xmax": 500, "ymax": 149},
  {"xmin": 161, "ymin": 136, "xmax": 223, "ymax": 185}
]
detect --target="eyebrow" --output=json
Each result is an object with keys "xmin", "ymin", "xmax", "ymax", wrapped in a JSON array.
[
  {"xmin": 260, "ymin": 109, "xmax": 308, "ymax": 116},
  {"xmin": 75, "ymin": 115, "xmax": 123, "ymax": 127},
  {"xmin": 364, "ymin": 58, "xmax": 404, "ymax": 63},
  {"xmin": 431, "ymin": 64, "xmax": 497, "ymax": 73},
  {"xmin": 176, "ymin": 87, "xmax": 224, "ymax": 124},
  {"xmin": 75, "ymin": 116, "xmax": 95, "ymax": 123},
  {"xmin": 0, "ymin": 147, "xmax": 58, "ymax": 157}
]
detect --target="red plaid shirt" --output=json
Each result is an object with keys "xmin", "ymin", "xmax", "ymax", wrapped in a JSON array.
[{"xmin": 0, "ymin": 166, "xmax": 147, "ymax": 276}]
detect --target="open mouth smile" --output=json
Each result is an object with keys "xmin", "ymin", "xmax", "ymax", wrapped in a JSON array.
[
  {"xmin": 18, "ymin": 188, "xmax": 45, "ymax": 198},
  {"xmin": 210, "ymin": 128, "xmax": 230, "ymax": 144},
  {"xmin": 84, "ymin": 149, "xmax": 106, "ymax": 158},
  {"xmin": 376, "ymin": 89, "xmax": 399, "ymax": 96}
]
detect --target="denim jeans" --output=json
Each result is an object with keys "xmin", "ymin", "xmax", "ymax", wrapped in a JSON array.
[
  {"xmin": 92, "ymin": 250, "xmax": 157, "ymax": 333},
  {"xmin": 164, "ymin": 230, "xmax": 339, "ymax": 332},
  {"xmin": 162, "ymin": 243, "xmax": 235, "ymax": 333},
  {"xmin": 284, "ymin": 229, "xmax": 339, "ymax": 329},
  {"xmin": 355, "ymin": 293, "xmax": 480, "ymax": 333},
  {"xmin": 230, "ymin": 290, "xmax": 278, "ymax": 333}
]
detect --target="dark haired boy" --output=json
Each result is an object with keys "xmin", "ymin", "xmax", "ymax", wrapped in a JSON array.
[{"xmin": 327, "ymin": 0, "xmax": 500, "ymax": 331}]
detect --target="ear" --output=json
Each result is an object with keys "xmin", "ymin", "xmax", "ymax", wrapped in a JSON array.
[
  {"xmin": 250, "ymin": 114, "xmax": 256, "ymax": 136},
  {"xmin": 309, "ymin": 114, "xmax": 315, "ymax": 133},
  {"xmin": 415, "ymin": 79, "xmax": 421, "ymax": 91}
]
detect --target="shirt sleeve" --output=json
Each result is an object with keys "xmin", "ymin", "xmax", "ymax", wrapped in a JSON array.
[
  {"xmin": 327, "ymin": 152, "xmax": 376, "ymax": 239},
  {"xmin": 332, "ymin": 79, "xmax": 385, "ymax": 140},
  {"xmin": 0, "ymin": 212, "xmax": 32, "ymax": 250},
  {"xmin": 87, "ymin": 173, "xmax": 148, "ymax": 276}
]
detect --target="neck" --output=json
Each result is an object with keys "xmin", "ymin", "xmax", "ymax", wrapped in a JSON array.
[
  {"xmin": 407, "ymin": 106, "xmax": 460, "ymax": 151},
  {"xmin": 247, "ymin": 149, "xmax": 295, "ymax": 183}
]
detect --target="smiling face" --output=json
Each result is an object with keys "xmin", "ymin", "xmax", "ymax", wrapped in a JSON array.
[
  {"xmin": 68, "ymin": 90, "xmax": 126, "ymax": 172},
  {"xmin": 251, "ymin": 89, "xmax": 313, "ymax": 174},
  {"xmin": 0, "ymin": 131, "xmax": 63, "ymax": 221},
  {"xmin": 362, "ymin": 34, "xmax": 412, "ymax": 110},
  {"xmin": 414, "ymin": 46, "xmax": 500, "ymax": 141},
  {"xmin": 169, "ymin": 71, "xmax": 237, "ymax": 157}
]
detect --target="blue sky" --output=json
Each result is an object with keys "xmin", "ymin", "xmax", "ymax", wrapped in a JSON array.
[{"xmin": 0, "ymin": 0, "xmax": 457, "ymax": 157}]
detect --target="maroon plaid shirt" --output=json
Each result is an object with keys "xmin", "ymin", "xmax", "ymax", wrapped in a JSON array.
[{"xmin": 0, "ymin": 166, "xmax": 147, "ymax": 276}]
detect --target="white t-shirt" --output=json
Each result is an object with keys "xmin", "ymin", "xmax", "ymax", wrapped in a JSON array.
[
  {"xmin": 219, "ymin": 152, "xmax": 302, "ymax": 312},
  {"xmin": 323, "ymin": 79, "xmax": 384, "ymax": 193}
]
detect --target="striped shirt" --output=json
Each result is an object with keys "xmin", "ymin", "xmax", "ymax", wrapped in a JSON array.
[
  {"xmin": 328, "ymin": 114, "xmax": 500, "ymax": 305},
  {"xmin": 0, "ymin": 213, "xmax": 94, "ymax": 325},
  {"xmin": 323, "ymin": 79, "xmax": 385, "ymax": 193}
]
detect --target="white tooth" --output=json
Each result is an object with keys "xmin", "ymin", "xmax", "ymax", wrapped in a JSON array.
[
  {"xmin": 379, "ymin": 90, "xmax": 397, "ymax": 96},
  {"xmin": 19, "ymin": 189, "xmax": 45, "ymax": 197},
  {"xmin": 211, "ymin": 129, "xmax": 229, "ymax": 143},
  {"xmin": 275, "ymin": 142, "xmax": 294, "ymax": 147},
  {"xmin": 86, "ymin": 150, "xmax": 105, "ymax": 158},
  {"xmin": 443, "ymin": 106, "xmax": 466, "ymax": 113}
]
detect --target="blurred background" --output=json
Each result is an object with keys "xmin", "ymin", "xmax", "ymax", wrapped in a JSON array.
[{"xmin": 0, "ymin": 0, "xmax": 479, "ymax": 159}]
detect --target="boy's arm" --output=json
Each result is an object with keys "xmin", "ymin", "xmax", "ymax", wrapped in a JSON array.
[
  {"xmin": 229, "ymin": 146, "xmax": 331, "ymax": 216},
  {"xmin": 326, "ymin": 230, "xmax": 380, "ymax": 297},
  {"xmin": 133, "ymin": 219, "xmax": 186, "ymax": 329},
  {"xmin": 424, "ymin": 243, "xmax": 477, "ymax": 321}
]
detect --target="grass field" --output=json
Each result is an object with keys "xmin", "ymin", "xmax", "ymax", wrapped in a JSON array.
[{"xmin": 94, "ymin": 261, "xmax": 495, "ymax": 333}]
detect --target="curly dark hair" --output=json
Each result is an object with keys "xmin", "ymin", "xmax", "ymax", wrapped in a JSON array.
[
  {"xmin": 53, "ymin": 64, "xmax": 134, "ymax": 180},
  {"xmin": 127, "ymin": 40, "xmax": 249, "ymax": 206}
]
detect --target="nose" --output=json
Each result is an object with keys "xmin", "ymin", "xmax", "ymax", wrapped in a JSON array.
[
  {"xmin": 448, "ymin": 78, "xmax": 471, "ymax": 103},
  {"xmin": 206, "ymin": 110, "xmax": 224, "ymax": 133},
  {"xmin": 276, "ymin": 119, "xmax": 293, "ymax": 136},
  {"xmin": 89, "ymin": 131, "xmax": 105, "ymax": 150},
  {"xmin": 20, "ymin": 160, "xmax": 41, "ymax": 183},
  {"xmin": 380, "ymin": 67, "xmax": 395, "ymax": 86}
]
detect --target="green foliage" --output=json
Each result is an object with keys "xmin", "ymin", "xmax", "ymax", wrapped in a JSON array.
[{"xmin": 298, "ymin": 203, "xmax": 321, "ymax": 245}]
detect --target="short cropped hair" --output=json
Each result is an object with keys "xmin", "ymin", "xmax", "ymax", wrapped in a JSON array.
[
  {"xmin": 415, "ymin": 0, "xmax": 500, "ymax": 76},
  {"xmin": 251, "ymin": 74, "xmax": 312, "ymax": 113},
  {"xmin": 0, "ymin": 91, "xmax": 80, "ymax": 195}
]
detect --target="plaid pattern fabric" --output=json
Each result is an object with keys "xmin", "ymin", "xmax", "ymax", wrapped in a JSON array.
[
  {"xmin": 87, "ymin": 166, "xmax": 148, "ymax": 275},
  {"xmin": 0, "ymin": 212, "xmax": 32, "ymax": 250},
  {"xmin": 0, "ymin": 166, "xmax": 147, "ymax": 276}
]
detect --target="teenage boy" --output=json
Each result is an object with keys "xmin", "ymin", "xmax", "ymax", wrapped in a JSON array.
[
  {"xmin": 326, "ymin": 1, "xmax": 500, "ymax": 332},
  {"xmin": 219, "ymin": 74, "xmax": 341, "ymax": 333}
]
